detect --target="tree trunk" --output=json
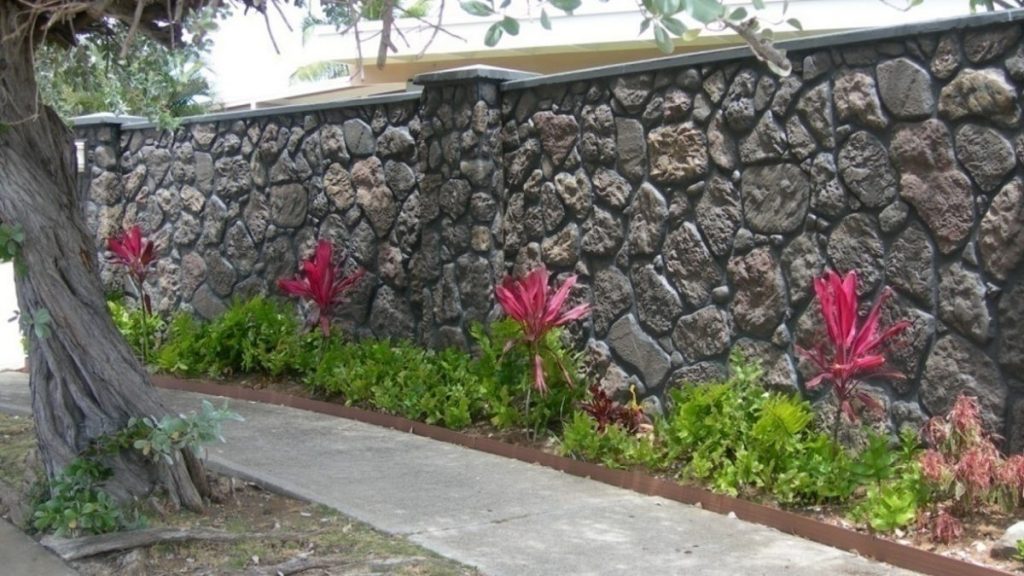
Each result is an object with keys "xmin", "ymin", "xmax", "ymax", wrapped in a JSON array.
[{"xmin": 0, "ymin": 2, "xmax": 206, "ymax": 511}]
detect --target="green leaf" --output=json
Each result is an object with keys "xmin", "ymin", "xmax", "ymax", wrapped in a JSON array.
[
  {"xmin": 661, "ymin": 17, "xmax": 686, "ymax": 36},
  {"xmin": 540, "ymin": 9, "xmax": 552, "ymax": 29},
  {"xmin": 499, "ymin": 16, "xmax": 520, "ymax": 35},
  {"xmin": 654, "ymin": 25, "xmax": 673, "ymax": 54},
  {"xmin": 752, "ymin": 0, "xmax": 765, "ymax": 9},
  {"xmin": 687, "ymin": 0, "xmax": 725, "ymax": 24},
  {"xmin": 460, "ymin": 0, "xmax": 494, "ymax": 16},
  {"xmin": 728, "ymin": 7, "xmax": 747, "ymax": 20},
  {"xmin": 549, "ymin": 0, "xmax": 582, "ymax": 13},
  {"xmin": 639, "ymin": 17, "xmax": 651, "ymax": 35},
  {"xmin": 682, "ymin": 28, "xmax": 701, "ymax": 41},
  {"xmin": 484, "ymin": 22, "xmax": 504, "ymax": 46},
  {"xmin": 786, "ymin": 18, "xmax": 802, "ymax": 31}
]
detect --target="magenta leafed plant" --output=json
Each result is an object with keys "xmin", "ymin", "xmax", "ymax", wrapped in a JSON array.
[
  {"xmin": 106, "ymin": 225, "xmax": 157, "ymax": 360},
  {"xmin": 797, "ymin": 269, "xmax": 909, "ymax": 439},
  {"xmin": 107, "ymin": 225, "xmax": 155, "ymax": 286},
  {"xmin": 495, "ymin": 266, "xmax": 590, "ymax": 394},
  {"xmin": 278, "ymin": 240, "xmax": 365, "ymax": 337}
]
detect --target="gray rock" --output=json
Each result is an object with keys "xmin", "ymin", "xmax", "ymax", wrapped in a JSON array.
[
  {"xmin": 592, "ymin": 267, "xmax": 632, "ymax": 336},
  {"xmin": 269, "ymin": 183, "xmax": 308, "ymax": 228},
  {"xmin": 460, "ymin": 158, "xmax": 495, "ymax": 189},
  {"xmin": 540, "ymin": 184, "xmax": 565, "ymax": 232},
  {"xmin": 213, "ymin": 157, "xmax": 251, "ymax": 199},
  {"xmin": 880, "ymin": 296, "xmax": 935, "ymax": 390},
  {"xmin": 172, "ymin": 213, "xmax": 201, "ymax": 246},
  {"xmin": 607, "ymin": 314, "xmax": 671, "ymax": 388},
  {"xmin": 615, "ymin": 118, "xmax": 646, "ymax": 182},
  {"xmin": 695, "ymin": 176, "xmax": 742, "ymax": 257},
  {"xmin": 376, "ymin": 126, "xmax": 415, "ymax": 159},
  {"xmin": 673, "ymin": 306, "xmax": 731, "ymax": 361},
  {"xmin": 224, "ymin": 221, "xmax": 257, "ymax": 275},
  {"xmin": 180, "ymin": 185, "xmax": 205, "ymax": 214},
  {"xmin": 90, "ymin": 171, "xmax": 123, "ymax": 205},
  {"xmin": 785, "ymin": 116, "xmax": 816, "ymax": 161},
  {"xmin": 343, "ymin": 119, "xmax": 376, "ymax": 156},
  {"xmin": 592, "ymin": 168, "xmax": 632, "ymax": 209},
  {"xmin": 439, "ymin": 178, "xmax": 471, "ymax": 220},
  {"xmin": 875, "ymin": 57, "xmax": 935, "ymax": 119},
  {"xmin": 667, "ymin": 361, "xmax": 727, "ymax": 388},
  {"xmin": 702, "ymin": 70, "xmax": 726, "ymax": 104},
  {"xmin": 979, "ymin": 179, "xmax": 1024, "ymax": 280},
  {"xmin": 803, "ymin": 51, "xmax": 832, "ymax": 81},
  {"xmin": 827, "ymin": 213, "xmax": 884, "ymax": 294},
  {"xmin": 370, "ymin": 285, "xmax": 416, "ymax": 340},
  {"xmin": 991, "ymin": 521, "xmax": 1024, "ymax": 560},
  {"xmin": 199, "ymin": 196, "xmax": 227, "ymax": 246},
  {"xmin": 663, "ymin": 87, "xmax": 692, "ymax": 121},
  {"xmin": 320, "ymin": 124, "xmax": 349, "ymax": 163},
  {"xmin": 731, "ymin": 338, "xmax": 798, "ymax": 391},
  {"xmin": 456, "ymin": 253, "xmax": 494, "ymax": 323},
  {"xmin": 886, "ymin": 222, "xmax": 935, "ymax": 306},
  {"xmin": 470, "ymin": 191, "xmax": 498, "ymax": 223},
  {"xmin": 192, "ymin": 285, "xmax": 226, "ymax": 320},
  {"xmin": 891, "ymin": 120, "xmax": 975, "ymax": 254},
  {"xmin": 323, "ymin": 163, "xmax": 355, "ymax": 212},
  {"xmin": 179, "ymin": 252, "xmax": 206, "ymax": 298},
  {"xmin": 878, "ymin": 201, "xmax": 910, "ymax": 234},
  {"xmin": 633, "ymin": 264, "xmax": 683, "ymax": 335},
  {"xmin": 627, "ymin": 183, "xmax": 667, "ymax": 255},
  {"xmin": 741, "ymin": 163, "xmax": 810, "ymax": 234},
  {"xmin": 664, "ymin": 222, "xmax": 721, "ymax": 308},
  {"xmin": 533, "ymin": 111, "xmax": 579, "ymax": 167},
  {"xmin": 541, "ymin": 223, "xmax": 579, "ymax": 267},
  {"xmin": 647, "ymin": 123, "xmax": 707, "ymax": 184},
  {"xmin": 999, "ymin": 283, "xmax": 1024, "ymax": 373},
  {"xmin": 205, "ymin": 253, "xmax": 237, "ymax": 297},
  {"xmin": 938, "ymin": 68, "xmax": 1020, "ymax": 128},
  {"xmin": 728, "ymin": 247, "xmax": 786, "ymax": 338},
  {"xmin": 930, "ymin": 32, "xmax": 961, "ymax": 79},
  {"xmin": 833, "ymin": 71, "xmax": 888, "ymax": 130},
  {"xmin": 707, "ymin": 113, "xmax": 738, "ymax": 171},
  {"xmin": 611, "ymin": 73, "xmax": 653, "ymax": 114},
  {"xmin": 738, "ymin": 111, "xmax": 787, "ymax": 164},
  {"xmin": 554, "ymin": 170, "xmax": 592, "ymax": 218},
  {"xmin": 384, "ymin": 161, "xmax": 416, "ymax": 198},
  {"xmin": 796, "ymin": 82, "xmax": 835, "ymax": 148},
  {"xmin": 954, "ymin": 124, "xmax": 1015, "ymax": 192},
  {"xmin": 782, "ymin": 232, "xmax": 825, "ymax": 306},
  {"xmin": 938, "ymin": 262, "xmax": 991, "ymax": 344},
  {"xmin": 964, "ymin": 24, "xmax": 1021, "ymax": 63},
  {"xmin": 921, "ymin": 334, "xmax": 1006, "ymax": 432},
  {"xmin": 838, "ymin": 131, "xmax": 897, "ymax": 208},
  {"xmin": 581, "ymin": 206, "xmax": 623, "ymax": 257},
  {"xmin": 262, "ymin": 236, "xmax": 296, "ymax": 287},
  {"xmin": 771, "ymin": 76, "xmax": 803, "ymax": 116}
]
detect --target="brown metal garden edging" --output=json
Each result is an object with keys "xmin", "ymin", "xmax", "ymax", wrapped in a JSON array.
[{"xmin": 152, "ymin": 375, "xmax": 1015, "ymax": 576}]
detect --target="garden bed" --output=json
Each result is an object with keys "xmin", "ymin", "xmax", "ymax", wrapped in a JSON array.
[{"xmin": 151, "ymin": 374, "xmax": 1022, "ymax": 576}]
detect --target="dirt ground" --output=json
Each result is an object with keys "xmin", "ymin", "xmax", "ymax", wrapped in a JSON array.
[{"xmin": 0, "ymin": 413, "xmax": 480, "ymax": 576}]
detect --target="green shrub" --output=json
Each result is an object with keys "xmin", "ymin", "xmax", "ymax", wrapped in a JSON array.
[
  {"xmin": 32, "ymin": 458, "xmax": 124, "ymax": 537},
  {"xmin": 560, "ymin": 411, "xmax": 663, "ymax": 470},
  {"xmin": 154, "ymin": 297, "xmax": 314, "ymax": 378},
  {"xmin": 108, "ymin": 298, "xmax": 165, "ymax": 358}
]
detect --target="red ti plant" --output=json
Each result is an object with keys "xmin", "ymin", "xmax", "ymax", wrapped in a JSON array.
[
  {"xmin": 580, "ymin": 384, "xmax": 650, "ymax": 434},
  {"xmin": 106, "ymin": 225, "xmax": 157, "ymax": 362},
  {"xmin": 495, "ymin": 266, "xmax": 590, "ymax": 395},
  {"xmin": 796, "ymin": 269, "xmax": 909, "ymax": 441},
  {"xmin": 278, "ymin": 239, "xmax": 365, "ymax": 338}
]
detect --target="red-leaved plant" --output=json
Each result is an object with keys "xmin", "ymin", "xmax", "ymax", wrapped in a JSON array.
[
  {"xmin": 917, "ymin": 395, "xmax": 1024, "ymax": 544},
  {"xmin": 796, "ymin": 269, "xmax": 909, "ymax": 441},
  {"xmin": 580, "ymin": 384, "xmax": 650, "ymax": 434},
  {"xmin": 494, "ymin": 266, "xmax": 590, "ymax": 395},
  {"xmin": 107, "ymin": 225, "xmax": 157, "ymax": 361},
  {"xmin": 278, "ymin": 240, "xmax": 365, "ymax": 337}
]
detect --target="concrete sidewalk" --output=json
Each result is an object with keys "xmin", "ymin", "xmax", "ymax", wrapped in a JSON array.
[{"xmin": 0, "ymin": 373, "xmax": 915, "ymax": 576}]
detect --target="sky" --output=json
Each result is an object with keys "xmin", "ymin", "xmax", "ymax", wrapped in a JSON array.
[{"xmin": 204, "ymin": 0, "xmax": 974, "ymax": 105}]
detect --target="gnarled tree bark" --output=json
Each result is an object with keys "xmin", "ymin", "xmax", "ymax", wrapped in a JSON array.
[{"xmin": 0, "ymin": 0, "xmax": 206, "ymax": 511}]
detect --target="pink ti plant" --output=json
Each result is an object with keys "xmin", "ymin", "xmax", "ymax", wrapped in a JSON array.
[
  {"xmin": 796, "ymin": 269, "xmax": 909, "ymax": 441},
  {"xmin": 278, "ymin": 240, "xmax": 365, "ymax": 338},
  {"xmin": 494, "ymin": 266, "xmax": 590, "ymax": 395},
  {"xmin": 106, "ymin": 225, "xmax": 157, "ymax": 361}
]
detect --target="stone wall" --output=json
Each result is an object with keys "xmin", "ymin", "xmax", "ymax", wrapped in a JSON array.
[{"xmin": 79, "ymin": 12, "xmax": 1024, "ymax": 446}]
